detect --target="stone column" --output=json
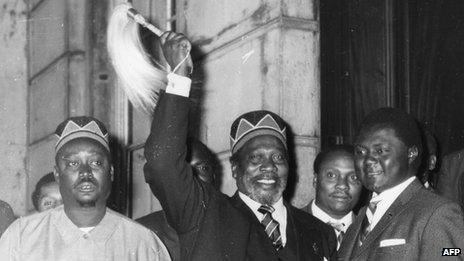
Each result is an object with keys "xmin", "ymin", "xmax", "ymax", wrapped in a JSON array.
[
  {"xmin": 26, "ymin": 0, "xmax": 91, "ymax": 213},
  {"xmin": 180, "ymin": 0, "xmax": 320, "ymax": 207},
  {"xmin": 0, "ymin": 0, "xmax": 28, "ymax": 215}
]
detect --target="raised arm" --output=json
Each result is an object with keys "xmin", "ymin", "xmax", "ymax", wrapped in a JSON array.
[{"xmin": 143, "ymin": 32, "xmax": 209, "ymax": 233}]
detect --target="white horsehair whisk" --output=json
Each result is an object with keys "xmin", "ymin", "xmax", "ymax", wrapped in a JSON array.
[{"xmin": 107, "ymin": 2, "xmax": 190, "ymax": 114}]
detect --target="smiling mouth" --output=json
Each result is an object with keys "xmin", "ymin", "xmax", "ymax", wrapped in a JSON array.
[
  {"xmin": 257, "ymin": 179, "xmax": 276, "ymax": 185},
  {"xmin": 366, "ymin": 171, "xmax": 383, "ymax": 176},
  {"xmin": 77, "ymin": 182, "xmax": 96, "ymax": 192}
]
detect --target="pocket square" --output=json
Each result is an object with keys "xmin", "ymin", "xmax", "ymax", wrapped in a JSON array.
[{"xmin": 380, "ymin": 239, "xmax": 406, "ymax": 247}]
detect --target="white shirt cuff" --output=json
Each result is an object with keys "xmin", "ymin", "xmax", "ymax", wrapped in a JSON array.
[{"xmin": 165, "ymin": 73, "xmax": 191, "ymax": 97}]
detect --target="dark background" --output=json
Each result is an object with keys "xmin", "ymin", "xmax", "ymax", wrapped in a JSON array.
[{"xmin": 321, "ymin": 0, "xmax": 464, "ymax": 159}]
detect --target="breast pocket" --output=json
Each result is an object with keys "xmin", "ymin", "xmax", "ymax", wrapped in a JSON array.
[{"xmin": 371, "ymin": 243, "xmax": 415, "ymax": 261}]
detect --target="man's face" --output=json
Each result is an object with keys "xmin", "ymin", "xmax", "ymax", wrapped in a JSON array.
[
  {"xmin": 38, "ymin": 182, "xmax": 63, "ymax": 212},
  {"xmin": 354, "ymin": 127, "xmax": 416, "ymax": 194},
  {"xmin": 190, "ymin": 150, "xmax": 214, "ymax": 184},
  {"xmin": 314, "ymin": 151, "xmax": 362, "ymax": 218},
  {"xmin": 232, "ymin": 135, "xmax": 288, "ymax": 205},
  {"xmin": 54, "ymin": 138, "xmax": 113, "ymax": 208}
]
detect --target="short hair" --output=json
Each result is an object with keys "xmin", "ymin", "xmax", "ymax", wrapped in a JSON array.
[
  {"xmin": 356, "ymin": 107, "xmax": 423, "ymax": 154},
  {"xmin": 313, "ymin": 144, "xmax": 354, "ymax": 174},
  {"xmin": 31, "ymin": 172, "xmax": 56, "ymax": 211}
]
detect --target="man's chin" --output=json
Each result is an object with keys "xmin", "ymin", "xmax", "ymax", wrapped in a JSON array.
[
  {"xmin": 330, "ymin": 206, "xmax": 353, "ymax": 216},
  {"xmin": 77, "ymin": 199, "xmax": 97, "ymax": 208},
  {"xmin": 251, "ymin": 189, "xmax": 283, "ymax": 205}
]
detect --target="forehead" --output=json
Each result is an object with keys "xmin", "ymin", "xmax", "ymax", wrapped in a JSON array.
[
  {"xmin": 57, "ymin": 137, "xmax": 109, "ymax": 157},
  {"xmin": 190, "ymin": 148, "xmax": 210, "ymax": 164},
  {"xmin": 320, "ymin": 151, "xmax": 354, "ymax": 168},
  {"xmin": 40, "ymin": 182, "xmax": 59, "ymax": 193},
  {"xmin": 241, "ymin": 135, "xmax": 286, "ymax": 153},
  {"xmin": 356, "ymin": 127, "xmax": 403, "ymax": 146}
]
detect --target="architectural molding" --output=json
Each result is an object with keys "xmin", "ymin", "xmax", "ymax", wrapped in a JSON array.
[{"xmin": 195, "ymin": 16, "xmax": 319, "ymax": 62}]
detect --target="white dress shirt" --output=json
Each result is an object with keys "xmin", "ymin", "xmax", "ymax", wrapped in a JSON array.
[
  {"xmin": 311, "ymin": 200, "xmax": 353, "ymax": 249},
  {"xmin": 239, "ymin": 192, "xmax": 288, "ymax": 246},
  {"xmin": 166, "ymin": 73, "xmax": 192, "ymax": 97},
  {"xmin": 368, "ymin": 176, "xmax": 416, "ymax": 230},
  {"xmin": 311, "ymin": 200, "xmax": 353, "ymax": 233}
]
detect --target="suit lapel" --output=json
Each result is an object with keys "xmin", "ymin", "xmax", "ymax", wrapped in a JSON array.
[
  {"xmin": 228, "ymin": 193, "xmax": 277, "ymax": 258},
  {"xmin": 338, "ymin": 207, "xmax": 366, "ymax": 260},
  {"xmin": 229, "ymin": 193, "xmax": 262, "ymax": 225},
  {"xmin": 352, "ymin": 180, "xmax": 423, "ymax": 257},
  {"xmin": 216, "ymin": 193, "xmax": 254, "ymax": 260}
]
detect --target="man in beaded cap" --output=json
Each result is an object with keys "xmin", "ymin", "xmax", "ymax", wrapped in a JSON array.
[
  {"xmin": 143, "ymin": 31, "xmax": 336, "ymax": 261},
  {"xmin": 0, "ymin": 116, "xmax": 170, "ymax": 261}
]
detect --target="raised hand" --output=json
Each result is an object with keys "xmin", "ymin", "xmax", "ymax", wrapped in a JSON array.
[{"xmin": 160, "ymin": 31, "xmax": 193, "ymax": 77}]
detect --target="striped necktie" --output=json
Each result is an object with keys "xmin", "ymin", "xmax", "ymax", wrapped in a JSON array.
[
  {"xmin": 358, "ymin": 200, "xmax": 379, "ymax": 246},
  {"xmin": 258, "ymin": 205, "xmax": 283, "ymax": 250},
  {"xmin": 327, "ymin": 221, "xmax": 345, "ymax": 247}
]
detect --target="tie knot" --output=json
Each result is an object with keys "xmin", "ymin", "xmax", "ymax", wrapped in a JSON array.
[
  {"xmin": 327, "ymin": 221, "xmax": 345, "ymax": 232},
  {"xmin": 258, "ymin": 205, "xmax": 275, "ymax": 214},
  {"xmin": 368, "ymin": 200, "xmax": 379, "ymax": 214}
]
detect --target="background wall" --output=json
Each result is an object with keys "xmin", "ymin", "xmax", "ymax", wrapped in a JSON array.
[
  {"xmin": 0, "ymin": 0, "xmax": 28, "ymax": 216},
  {"xmin": 181, "ymin": 0, "xmax": 321, "ymax": 207}
]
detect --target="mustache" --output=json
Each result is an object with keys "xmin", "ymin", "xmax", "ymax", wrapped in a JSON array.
[
  {"xmin": 363, "ymin": 164, "xmax": 382, "ymax": 173},
  {"xmin": 251, "ymin": 172, "xmax": 280, "ymax": 182},
  {"xmin": 73, "ymin": 176, "xmax": 98, "ymax": 188},
  {"xmin": 330, "ymin": 191, "xmax": 352, "ymax": 199}
]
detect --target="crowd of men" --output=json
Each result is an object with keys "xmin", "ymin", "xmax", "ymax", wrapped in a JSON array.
[{"xmin": 0, "ymin": 32, "xmax": 464, "ymax": 261}]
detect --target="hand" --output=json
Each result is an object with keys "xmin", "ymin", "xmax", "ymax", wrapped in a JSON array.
[{"xmin": 160, "ymin": 31, "xmax": 193, "ymax": 77}]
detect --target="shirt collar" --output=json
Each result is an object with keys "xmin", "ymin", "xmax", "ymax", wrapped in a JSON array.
[
  {"xmin": 371, "ymin": 176, "xmax": 416, "ymax": 203},
  {"xmin": 367, "ymin": 176, "xmax": 416, "ymax": 228},
  {"xmin": 54, "ymin": 206, "xmax": 118, "ymax": 244},
  {"xmin": 238, "ymin": 192, "xmax": 288, "ymax": 246},
  {"xmin": 311, "ymin": 200, "xmax": 353, "ymax": 232},
  {"xmin": 238, "ymin": 192, "xmax": 285, "ymax": 215}
]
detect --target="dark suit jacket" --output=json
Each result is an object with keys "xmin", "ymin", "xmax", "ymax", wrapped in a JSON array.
[
  {"xmin": 338, "ymin": 179, "xmax": 464, "ymax": 261},
  {"xmin": 436, "ymin": 149, "xmax": 464, "ymax": 208},
  {"xmin": 144, "ymin": 92, "xmax": 337, "ymax": 261},
  {"xmin": 136, "ymin": 211, "xmax": 180, "ymax": 261}
]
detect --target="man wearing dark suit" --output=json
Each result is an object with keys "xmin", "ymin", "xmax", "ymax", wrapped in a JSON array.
[
  {"xmin": 436, "ymin": 148, "xmax": 464, "ymax": 208},
  {"xmin": 338, "ymin": 108, "xmax": 464, "ymax": 261},
  {"xmin": 143, "ymin": 31, "xmax": 337, "ymax": 261},
  {"xmin": 303, "ymin": 145, "xmax": 362, "ymax": 249},
  {"xmin": 136, "ymin": 138, "xmax": 219, "ymax": 261}
]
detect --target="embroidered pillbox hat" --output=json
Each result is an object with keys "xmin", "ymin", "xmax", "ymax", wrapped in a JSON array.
[
  {"xmin": 230, "ymin": 110, "xmax": 287, "ymax": 154},
  {"xmin": 54, "ymin": 116, "xmax": 109, "ymax": 152}
]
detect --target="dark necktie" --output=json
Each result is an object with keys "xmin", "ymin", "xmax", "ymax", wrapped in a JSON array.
[
  {"xmin": 258, "ymin": 205, "xmax": 283, "ymax": 250},
  {"xmin": 358, "ymin": 200, "xmax": 379, "ymax": 246}
]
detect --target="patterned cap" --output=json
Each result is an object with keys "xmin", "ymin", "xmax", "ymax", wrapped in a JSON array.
[
  {"xmin": 230, "ymin": 110, "xmax": 287, "ymax": 154},
  {"xmin": 54, "ymin": 116, "xmax": 109, "ymax": 152}
]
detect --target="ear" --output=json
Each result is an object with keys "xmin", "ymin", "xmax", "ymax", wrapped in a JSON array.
[
  {"xmin": 53, "ymin": 166, "xmax": 60, "ymax": 184},
  {"xmin": 407, "ymin": 146, "xmax": 419, "ymax": 164},
  {"xmin": 231, "ymin": 163, "xmax": 238, "ymax": 179},
  {"xmin": 313, "ymin": 174, "xmax": 318, "ymax": 188},
  {"xmin": 428, "ymin": 155, "xmax": 437, "ymax": 171},
  {"xmin": 110, "ymin": 166, "xmax": 114, "ymax": 182}
]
